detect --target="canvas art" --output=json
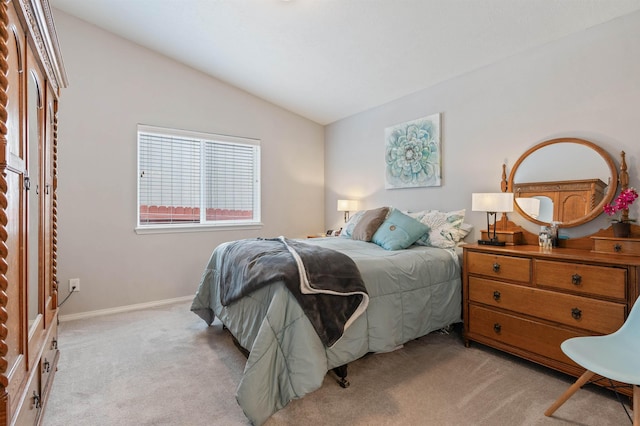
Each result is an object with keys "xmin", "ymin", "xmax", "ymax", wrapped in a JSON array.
[{"xmin": 385, "ymin": 113, "xmax": 441, "ymax": 189}]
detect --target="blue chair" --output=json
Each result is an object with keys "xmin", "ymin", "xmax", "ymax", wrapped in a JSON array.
[{"xmin": 545, "ymin": 299, "xmax": 640, "ymax": 425}]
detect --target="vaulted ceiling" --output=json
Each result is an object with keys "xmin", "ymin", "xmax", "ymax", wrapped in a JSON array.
[{"xmin": 51, "ymin": 0, "xmax": 640, "ymax": 125}]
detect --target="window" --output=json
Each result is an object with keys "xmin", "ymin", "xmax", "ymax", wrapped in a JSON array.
[{"xmin": 137, "ymin": 125, "xmax": 261, "ymax": 231}]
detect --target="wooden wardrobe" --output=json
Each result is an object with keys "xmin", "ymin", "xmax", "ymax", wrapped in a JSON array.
[
  {"xmin": 512, "ymin": 178, "xmax": 607, "ymax": 224},
  {"xmin": 1, "ymin": 0, "xmax": 66, "ymax": 424}
]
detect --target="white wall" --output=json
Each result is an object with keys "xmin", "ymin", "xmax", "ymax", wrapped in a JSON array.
[
  {"xmin": 54, "ymin": 11, "xmax": 325, "ymax": 316},
  {"xmin": 324, "ymin": 11, "xmax": 640, "ymax": 239}
]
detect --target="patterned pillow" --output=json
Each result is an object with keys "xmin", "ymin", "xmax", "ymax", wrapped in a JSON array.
[
  {"xmin": 372, "ymin": 208, "xmax": 430, "ymax": 250},
  {"xmin": 414, "ymin": 209, "xmax": 466, "ymax": 249},
  {"xmin": 451, "ymin": 223, "xmax": 473, "ymax": 243}
]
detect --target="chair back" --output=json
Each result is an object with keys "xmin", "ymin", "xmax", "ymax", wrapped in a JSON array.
[{"xmin": 618, "ymin": 297, "xmax": 640, "ymax": 336}]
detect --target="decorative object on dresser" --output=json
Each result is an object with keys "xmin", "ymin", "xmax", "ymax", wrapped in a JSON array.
[
  {"xmin": 603, "ymin": 186, "xmax": 638, "ymax": 238},
  {"xmin": 0, "ymin": 1, "xmax": 67, "ymax": 424},
  {"xmin": 544, "ymin": 295, "xmax": 640, "ymax": 424},
  {"xmin": 464, "ymin": 137, "xmax": 640, "ymax": 404}
]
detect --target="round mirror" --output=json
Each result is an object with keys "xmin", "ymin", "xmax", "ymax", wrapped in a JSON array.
[{"xmin": 508, "ymin": 138, "xmax": 618, "ymax": 228}]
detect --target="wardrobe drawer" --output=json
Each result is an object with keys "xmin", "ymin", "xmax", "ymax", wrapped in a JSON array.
[
  {"xmin": 466, "ymin": 252, "xmax": 531, "ymax": 283},
  {"xmin": 535, "ymin": 260, "xmax": 626, "ymax": 300},
  {"xmin": 468, "ymin": 305, "xmax": 580, "ymax": 366},
  {"xmin": 42, "ymin": 320, "xmax": 59, "ymax": 391},
  {"xmin": 14, "ymin": 369, "xmax": 41, "ymax": 426},
  {"xmin": 469, "ymin": 277, "xmax": 625, "ymax": 334}
]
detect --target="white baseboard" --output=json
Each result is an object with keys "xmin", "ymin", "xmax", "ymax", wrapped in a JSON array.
[{"xmin": 58, "ymin": 295, "xmax": 194, "ymax": 322}]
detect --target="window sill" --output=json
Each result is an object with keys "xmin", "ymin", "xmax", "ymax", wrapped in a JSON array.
[{"xmin": 135, "ymin": 222, "xmax": 263, "ymax": 235}]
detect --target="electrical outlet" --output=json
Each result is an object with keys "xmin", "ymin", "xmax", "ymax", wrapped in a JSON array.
[{"xmin": 69, "ymin": 278, "xmax": 80, "ymax": 292}]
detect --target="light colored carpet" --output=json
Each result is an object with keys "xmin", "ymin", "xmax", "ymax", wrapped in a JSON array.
[{"xmin": 43, "ymin": 301, "xmax": 632, "ymax": 425}]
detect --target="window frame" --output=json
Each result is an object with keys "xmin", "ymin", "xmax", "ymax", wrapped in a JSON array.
[{"xmin": 135, "ymin": 124, "xmax": 261, "ymax": 234}]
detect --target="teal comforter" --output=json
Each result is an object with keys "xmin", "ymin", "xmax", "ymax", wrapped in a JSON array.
[{"xmin": 191, "ymin": 237, "xmax": 461, "ymax": 425}]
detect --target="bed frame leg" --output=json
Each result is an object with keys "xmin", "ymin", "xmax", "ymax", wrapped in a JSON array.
[{"xmin": 333, "ymin": 365, "xmax": 350, "ymax": 388}]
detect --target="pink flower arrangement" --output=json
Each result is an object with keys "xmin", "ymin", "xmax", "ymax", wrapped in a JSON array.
[{"xmin": 603, "ymin": 187, "xmax": 638, "ymax": 222}]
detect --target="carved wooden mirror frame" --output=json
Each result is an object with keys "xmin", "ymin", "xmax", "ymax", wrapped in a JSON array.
[{"xmin": 499, "ymin": 138, "xmax": 633, "ymax": 248}]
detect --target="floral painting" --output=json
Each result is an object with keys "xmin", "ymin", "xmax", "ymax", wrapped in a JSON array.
[{"xmin": 385, "ymin": 113, "xmax": 441, "ymax": 189}]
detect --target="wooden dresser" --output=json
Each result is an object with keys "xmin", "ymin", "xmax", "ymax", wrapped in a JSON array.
[
  {"xmin": 463, "ymin": 243, "xmax": 640, "ymax": 394},
  {"xmin": 1, "ymin": 1, "xmax": 67, "ymax": 424}
]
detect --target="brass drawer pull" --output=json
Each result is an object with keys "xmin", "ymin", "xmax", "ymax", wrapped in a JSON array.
[
  {"xmin": 614, "ymin": 244, "xmax": 622, "ymax": 252},
  {"xmin": 493, "ymin": 323, "xmax": 502, "ymax": 333},
  {"xmin": 493, "ymin": 291, "xmax": 501, "ymax": 301},
  {"xmin": 571, "ymin": 274, "xmax": 582, "ymax": 285},
  {"xmin": 571, "ymin": 308, "xmax": 582, "ymax": 320},
  {"xmin": 492, "ymin": 262, "xmax": 501, "ymax": 273}
]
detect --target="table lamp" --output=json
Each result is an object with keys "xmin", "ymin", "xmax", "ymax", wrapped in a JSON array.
[
  {"xmin": 337, "ymin": 199, "xmax": 358, "ymax": 222},
  {"xmin": 472, "ymin": 192, "xmax": 514, "ymax": 246}
]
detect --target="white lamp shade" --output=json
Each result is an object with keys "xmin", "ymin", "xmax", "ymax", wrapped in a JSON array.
[
  {"xmin": 516, "ymin": 197, "xmax": 541, "ymax": 219},
  {"xmin": 471, "ymin": 193, "xmax": 514, "ymax": 213},
  {"xmin": 337, "ymin": 199, "xmax": 359, "ymax": 212}
]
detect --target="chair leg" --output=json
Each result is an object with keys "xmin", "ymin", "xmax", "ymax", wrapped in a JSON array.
[
  {"xmin": 633, "ymin": 384, "xmax": 639, "ymax": 426},
  {"xmin": 545, "ymin": 370, "xmax": 595, "ymax": 417}
]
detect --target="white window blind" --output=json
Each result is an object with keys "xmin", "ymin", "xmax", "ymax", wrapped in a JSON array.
[{"xmin": 137, "ymin": 125, "xmax": 260, "ymax": 229}]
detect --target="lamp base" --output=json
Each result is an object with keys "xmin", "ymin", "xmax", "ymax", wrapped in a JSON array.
[{"xmin": 478, "ymin": 239, "xmax": 506, "ymax": 246}]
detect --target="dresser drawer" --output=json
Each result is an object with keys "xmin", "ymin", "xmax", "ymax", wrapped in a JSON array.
[
  {"xmin": 468, "ymin": 305, "xmax": 580, "ymax": 366},
  {"xmin": 535, "ymin": 260, "xmax": 626, "ymax": 300},
  {"xmin": 468, "ymin": 277, "xmax": 625, "ymax": 334},
  {"xmin": 592, "ymin": 237, "xmax": 640, "ymax": 256},
  {"xmin": 466, "ymin": 252, "xmax": 531, "ymax": 283}
]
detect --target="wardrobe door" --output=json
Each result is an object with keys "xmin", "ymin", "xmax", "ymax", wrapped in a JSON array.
[
  {"xmin": 2, "ymin": 4, "xmax": 28, "ymax": 419},
  {"xmin": 1, "ymin": 1, "xmax": 65, "ymax": 423},
  {"xmin": 25, "ymin": 48, "xmax": 45, "ymax": 371},
  {"xmin": 43, "ymin": 88, "xmax": 57, "ymax": 322}
]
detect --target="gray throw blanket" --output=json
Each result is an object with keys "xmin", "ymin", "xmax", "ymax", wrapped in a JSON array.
[{"xmin": 219, "ymin": 237, "xmax": 369, "ymax": 347}]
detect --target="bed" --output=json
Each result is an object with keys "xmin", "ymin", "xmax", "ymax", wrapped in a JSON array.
[{"xmin": 191, "ymin": 228, "xmax": 463, "ymax": 424}]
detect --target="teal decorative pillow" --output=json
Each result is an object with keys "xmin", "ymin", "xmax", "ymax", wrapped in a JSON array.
[
  {"xmin": 414, "ymin": 209, "xmax": 466, "ymax": 249},
  {"xmin": 372, "ymin": 208, "xmax": 430, "ymax": 250}
]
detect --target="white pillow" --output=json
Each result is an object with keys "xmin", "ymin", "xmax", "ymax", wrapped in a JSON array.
[
  {"xmin": 414, "ymin": 209, "xmax": 466, "ymax": 249},
  {"xmin": 340, "ymin": 210, "xmax": 365, "ymax": 238}
]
